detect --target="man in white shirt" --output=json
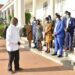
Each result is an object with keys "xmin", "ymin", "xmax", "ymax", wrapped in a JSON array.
[{"xmin": 6, "ymin": 17, "xmax": 21, "ymax": 73}]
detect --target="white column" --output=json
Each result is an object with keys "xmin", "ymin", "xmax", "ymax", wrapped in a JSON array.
[
  {"xmin": 1, "ymin": 12, "xmax": 4, "ymax": 18},
  {"xmin": 0, "ymin": 11, "xmax": 1, "ymax": 17},
  {"xmin": 14, "ymin": 0, "xmax": 18, "ymax": 18},
  {"xmin": 2, "ymin": 12, "xmax": 5, "ymax": 19},
  {"xmin": 2, "ymin": 12, "xmax": 4, "ymax": 19},
  {"xmin": 32, "ymin": 0, "xmax": 36, "ymax": 17},
  {"xmin": 18, "ymin": 0, "xmax": 25, "ymax": 27},
  {"xmin": 6, "ymin": 9, "xmax": 9, "ymax": 24},
  {"xmin": 10, "ymin": 6, "xmax": 13, "ymax": 16},
  {"xmin": 48, "ymin": 0, "xmax": 55, "ymax": 19}
]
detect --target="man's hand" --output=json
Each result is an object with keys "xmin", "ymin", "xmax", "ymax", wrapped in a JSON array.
[
  {"xmin": 53, "ymin": 33, "xmax": 56, "ymax": 37},
  {"xmin": 18, "ymin": 42, "xmax": 21, "ymax": 45},
  {"xmin": 65, "ymin": 29, "xmax": 67, "ymax": 32}
]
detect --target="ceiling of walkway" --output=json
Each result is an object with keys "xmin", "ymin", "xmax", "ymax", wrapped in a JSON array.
[
  {"xmin": 25, "ymin": 0, "xmax": 47, "ymax": 5},
  {"xmin": 25, "ymin": 0, "xmax": 32, "ymax": 4}
]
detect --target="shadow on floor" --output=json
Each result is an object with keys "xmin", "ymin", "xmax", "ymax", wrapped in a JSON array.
[
  {"xmin": 18, "ymin": 66, "xmax": 73, "ymax": 73},
  {"xmin": 0, "ymin": 48, "xmax": 30, "ymax": 53},
  {"xmin": 0, "ymin": 58, "xmax": 8, "ymax": 61}
]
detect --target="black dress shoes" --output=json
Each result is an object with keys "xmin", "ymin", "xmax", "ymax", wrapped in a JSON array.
[
  {"xmin": 45, "ymin": 50, "xmax": 50, "ymax": 53},
  {"xmin": 15, "ymin": 68, "xmax": 23, "ymax": 72},
  {"xmin": 52, "ymin": 53, "xmax": 57, "ymax": 56},
  {"xmin": 8, "ymin": 70, "xmax": 14, "ymax": 74},
  {"xmin": 58, "ymin": 55, "xmax": 63, "ymax": 58}
]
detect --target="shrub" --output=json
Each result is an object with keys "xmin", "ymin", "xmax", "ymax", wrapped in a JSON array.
[
  {"xmin": 25, "ymin": 12, "xmax": 31, "ymax": 25},
  {"xmin": 0, "ymin": 23, "xmax": 4, "ymax": 37}
]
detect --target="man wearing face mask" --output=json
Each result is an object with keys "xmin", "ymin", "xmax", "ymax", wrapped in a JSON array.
[
  {"xmin": 32, "ymin": 17, "xmax": 37, "ymax": 48},
  {"xmin": 63, "ymin": 11, "xmax": 69, "ymax": 28},
  {"xmin": 65, "ymin": 12, "xmax": 75, "ymax": 52},
  {"xmin": 52, "ymin": 13, "xmax": 65, "ymax": 57}
]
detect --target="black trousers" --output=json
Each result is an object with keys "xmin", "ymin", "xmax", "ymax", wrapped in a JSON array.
[{"xmin": 8, "ymin": 50, "xmax": 19, "ymax": 71}]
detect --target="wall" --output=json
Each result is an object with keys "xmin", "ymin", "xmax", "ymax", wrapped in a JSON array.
[
  {"xmin": 26, "ymin": 0, "xmax": 48, "ymax": 20},
  {"xmin": 55, "ymin": 0, "xmax": 75, "ymax": 17},
  {"xmin": 26, "ymin": 0, "xmax": 75, "ymax": 20}
]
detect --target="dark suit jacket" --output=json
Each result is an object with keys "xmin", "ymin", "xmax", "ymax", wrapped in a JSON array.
[{"xmin": 67, "ymin": 17, "xmax": 75, "ymax": 36}]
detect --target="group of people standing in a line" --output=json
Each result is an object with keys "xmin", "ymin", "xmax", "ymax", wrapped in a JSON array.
[
  {"xmin": 6, "ymin": 10, "xmax": 75, "ymax": 73},
  {"xmin": 26, "ymin": 11, "xmax": 75, "ymax": 57},
  {"xmin": 26, "ymin": 17, "xmax": 43, "ymax": 50}
]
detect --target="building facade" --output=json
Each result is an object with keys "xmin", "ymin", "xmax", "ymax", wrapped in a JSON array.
[{"xmin": 0, "ymin": 0, "xmax": 75, "ymax": 27}]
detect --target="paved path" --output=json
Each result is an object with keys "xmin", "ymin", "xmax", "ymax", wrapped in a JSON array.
[
  {"xmin": 0, "ymin": 39, "xmax": 6, "ymax": 47},
  {"xmin": 0, "ymin": 39, "xmax": 75, "ymax": 75}
]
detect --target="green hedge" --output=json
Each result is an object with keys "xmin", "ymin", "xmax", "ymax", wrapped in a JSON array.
[
  {"xmin": 0, "ymin": 23, "xmax": 4, "ymax": 37},
  {"xmin": 0, "ymin": 12, "xmax": 31, "ymax": 37}
]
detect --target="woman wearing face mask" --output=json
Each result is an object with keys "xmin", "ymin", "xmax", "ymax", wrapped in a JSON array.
[
  {"xmin": 36, "ymin": 20, "xmax": 43, "ymax": 50},
  {"xmin": 26, "ymin": 21, "xmax": 32, "ymax": 48},
  {"xmin": 52, "ymin": 13, "xmax": 65, "ymax": 57},
  {"xmin": 44, "ymin": 17, "xmax": 53, "ymax": 53}
]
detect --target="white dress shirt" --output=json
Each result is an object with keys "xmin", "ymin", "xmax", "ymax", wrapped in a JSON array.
[
  {"xmin": 66, "ymin": 18, "xmax": 70, "ymax": 28},
  {"xmin": 6, "ymin": 24, "xmax": 20, "ymax": 52}
]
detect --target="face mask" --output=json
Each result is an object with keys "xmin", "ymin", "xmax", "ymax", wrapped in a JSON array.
[
  {"xmin": 66, "ymin": 15, "xmax": 69, "ymax": 19},
  {"xmin": 45, "ymin": 21, "xmax": 47, "ymax": 24},
  {"xmin": 34, "ymin": 21, "xmax": 36, "ymax": 23},
  {"xmin": 15, "ymin": 23, "xmax": 18, "ymax": 27},
  {"xmin": 56, "ymin": 18, "xmax": 59, "ymax": 21}
]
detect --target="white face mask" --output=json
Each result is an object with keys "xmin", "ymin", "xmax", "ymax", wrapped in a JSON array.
[
  {"xmin": 34, "ymin": 21, "xmax": 36, "ymax": 23},
  {"xmin": 56, "ymin": 18, "xmax": 59, "ymax": 21},
  {"xmin": 45, "ymin": 21, "xmax": 47, "ymax": 24},
  {"xmin": 66, "ymin": 15, "xmax": 70, "ymax": 19}
]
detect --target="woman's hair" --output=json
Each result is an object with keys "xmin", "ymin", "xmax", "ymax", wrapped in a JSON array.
[
  {"xmin": 55, "ymin": 13, "xmax": 61, "ymax": 20},
  {"xmin": 45, "ymin": 17, "xmax": 49, "ymax": 21},
  {"xmin": 37, "ymin": 19, "xmax": 41, "ymax": 25},
  {"xmin": 48, "ymin": 15, "xmax": 52, "ymax": 20},
  {"xmin": 11, "ymin": 17, "xmax": 18, "ymax": 25},
  {"xmin": 45, "ymin": 17, "xmax": 49, "ymax": 23},
  {"xmin": 67, "ymin": 12, "xmax": 71, "ymax": 17}
]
